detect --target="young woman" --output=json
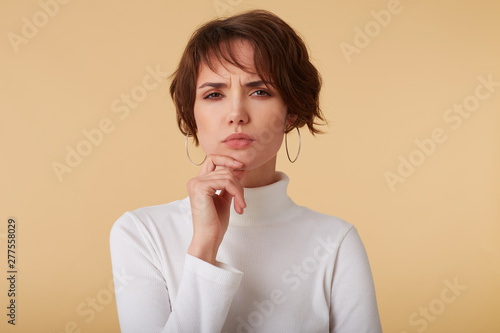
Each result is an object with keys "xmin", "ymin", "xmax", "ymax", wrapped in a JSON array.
[{"xmin": 110, "ymin": 9, "xmax": 382, "ymax": 333}]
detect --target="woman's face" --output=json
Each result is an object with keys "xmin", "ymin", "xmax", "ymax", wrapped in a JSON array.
[{"xmin": 193, "ymin": 39, "xmax": 291, "ymax": 179}]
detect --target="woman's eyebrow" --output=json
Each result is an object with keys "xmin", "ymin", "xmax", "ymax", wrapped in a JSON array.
[
  {"xmin": 245, "ymin": 80, "xmax": 268, "ymax": 88},
  {"xmin": 198, "ymin": 82, "xmax": 227, "ymax": 89},
  {"xmin": 197, "ymin": 80, "xmax": 270, "ymax": 90}
]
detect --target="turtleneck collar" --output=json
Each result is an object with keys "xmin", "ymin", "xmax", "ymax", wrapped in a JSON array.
[{"xmin": 229, "ymin": 171, "xmax": 298, "ymax": 226}]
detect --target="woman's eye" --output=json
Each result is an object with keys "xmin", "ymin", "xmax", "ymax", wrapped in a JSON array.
[
  {"xmin": 252, "ymin": 90, "xmax": 270, "ymax": 97},
  {"xmin": 204, "ymin": 92, "xmax": 222, "ymax": 99}
]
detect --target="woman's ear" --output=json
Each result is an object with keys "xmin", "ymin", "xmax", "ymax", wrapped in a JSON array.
[{"xmin": 286, "ymin": 113, "xmax": 298, "ymax": 127}]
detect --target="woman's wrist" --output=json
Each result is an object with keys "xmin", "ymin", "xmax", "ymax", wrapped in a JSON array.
[{"xmin": 187, "ymin": 238, "xmax": 220, "ymax": 265}]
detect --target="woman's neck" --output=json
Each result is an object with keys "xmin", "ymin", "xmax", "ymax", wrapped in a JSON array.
[{"xmin": 237, "ymin": 156, "xmax": 279, "ymax": 188}]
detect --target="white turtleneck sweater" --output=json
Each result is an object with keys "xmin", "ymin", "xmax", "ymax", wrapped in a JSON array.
[{"xmin": 109, "ymin": 172, "xmax": 382, "ymax": 333}]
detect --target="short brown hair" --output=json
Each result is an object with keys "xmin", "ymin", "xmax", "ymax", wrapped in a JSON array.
[{"xmin": 169, "ymin": 9, "xmax": 326, "ymax": 145}]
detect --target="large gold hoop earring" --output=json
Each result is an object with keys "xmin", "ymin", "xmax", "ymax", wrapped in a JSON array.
[
  {"xmin": 185, "ymin": 131, "xmax": 206, "ymax": 166},
  {"xmin": 285, "ymin": 127, "xmax": 301, "ymax": 163}
]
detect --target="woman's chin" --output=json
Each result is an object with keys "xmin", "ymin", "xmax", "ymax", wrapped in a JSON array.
[{"xmin": 232, "ymin": 169, "xmax": 246, "ymax": 180}]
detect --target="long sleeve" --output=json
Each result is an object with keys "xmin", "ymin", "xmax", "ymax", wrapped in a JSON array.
[
  {"xmin": 108, "ymin": 173, "xmax": 383, "ymax": 332},
  {"xmin": 329, "ymin": 226, "xmax": 383, "ymax": 333},
  {"xmin": 109, "ymin": 212, "xmax": 243, "ymax": 333}
]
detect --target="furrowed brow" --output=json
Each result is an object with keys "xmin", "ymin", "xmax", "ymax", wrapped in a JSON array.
[
  {"xmin": 198, "ymin": 82, "xmax": 228, "ymax": 89},
  {"xmin": 197, "ymin": 80, "xmax": 273, "ymax": 89},
  {"xmin": 245, "ymin": 80, "xmax": 275, "ymax": 88}
]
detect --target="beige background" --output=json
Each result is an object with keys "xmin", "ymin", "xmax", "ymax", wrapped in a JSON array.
[{"xmin": 1, "ymin": 0, "xmax": 499, "ymax": 332}]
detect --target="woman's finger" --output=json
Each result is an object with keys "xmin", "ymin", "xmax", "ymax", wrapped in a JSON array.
[
  {"xmin": 219, "ymin": 186, "xmax": 245, "ymax": 214},
  {"xmin": 199, "ymin": 154, "xmax": 244, "ymax": 176},
  {"xmin": 203, "ymin": 173, "xmax": 245, "ymax": 208},
  {"xmin": 189, "ymin": 170, "xmax": 246, "ymax": 212}
]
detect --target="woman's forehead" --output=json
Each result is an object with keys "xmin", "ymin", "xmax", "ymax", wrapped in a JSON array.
[
  {"xmin": 196, "ymin": 60, "xmax": 262, "ymax": 84},
  {"xmin": 196, "ymin": 39, "xmax": 275, "ymax": 85}
]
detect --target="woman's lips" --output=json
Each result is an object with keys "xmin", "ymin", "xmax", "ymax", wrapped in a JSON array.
[
  {"xmin": 224, "ymin": 139, "xmax": 254, "ymax": 149},
  {"xmin": 223, "ymin": 133, "xmax": 255, "ymax": 149}
]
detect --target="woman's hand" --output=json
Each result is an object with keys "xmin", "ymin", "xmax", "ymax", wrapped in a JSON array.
[{"xmin": 186, "ymin": 155, "xmax": 246, "ymax": 265}]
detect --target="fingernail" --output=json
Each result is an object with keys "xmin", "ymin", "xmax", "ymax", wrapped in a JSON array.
[{"xmin": 233, "ymin": 160, "xmax": 243, "ymax": 166}]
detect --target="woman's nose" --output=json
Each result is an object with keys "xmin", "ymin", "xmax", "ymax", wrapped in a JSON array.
[{"xmin": 227, "ymin": 96, "xmax": 249, "ymax": 125}]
